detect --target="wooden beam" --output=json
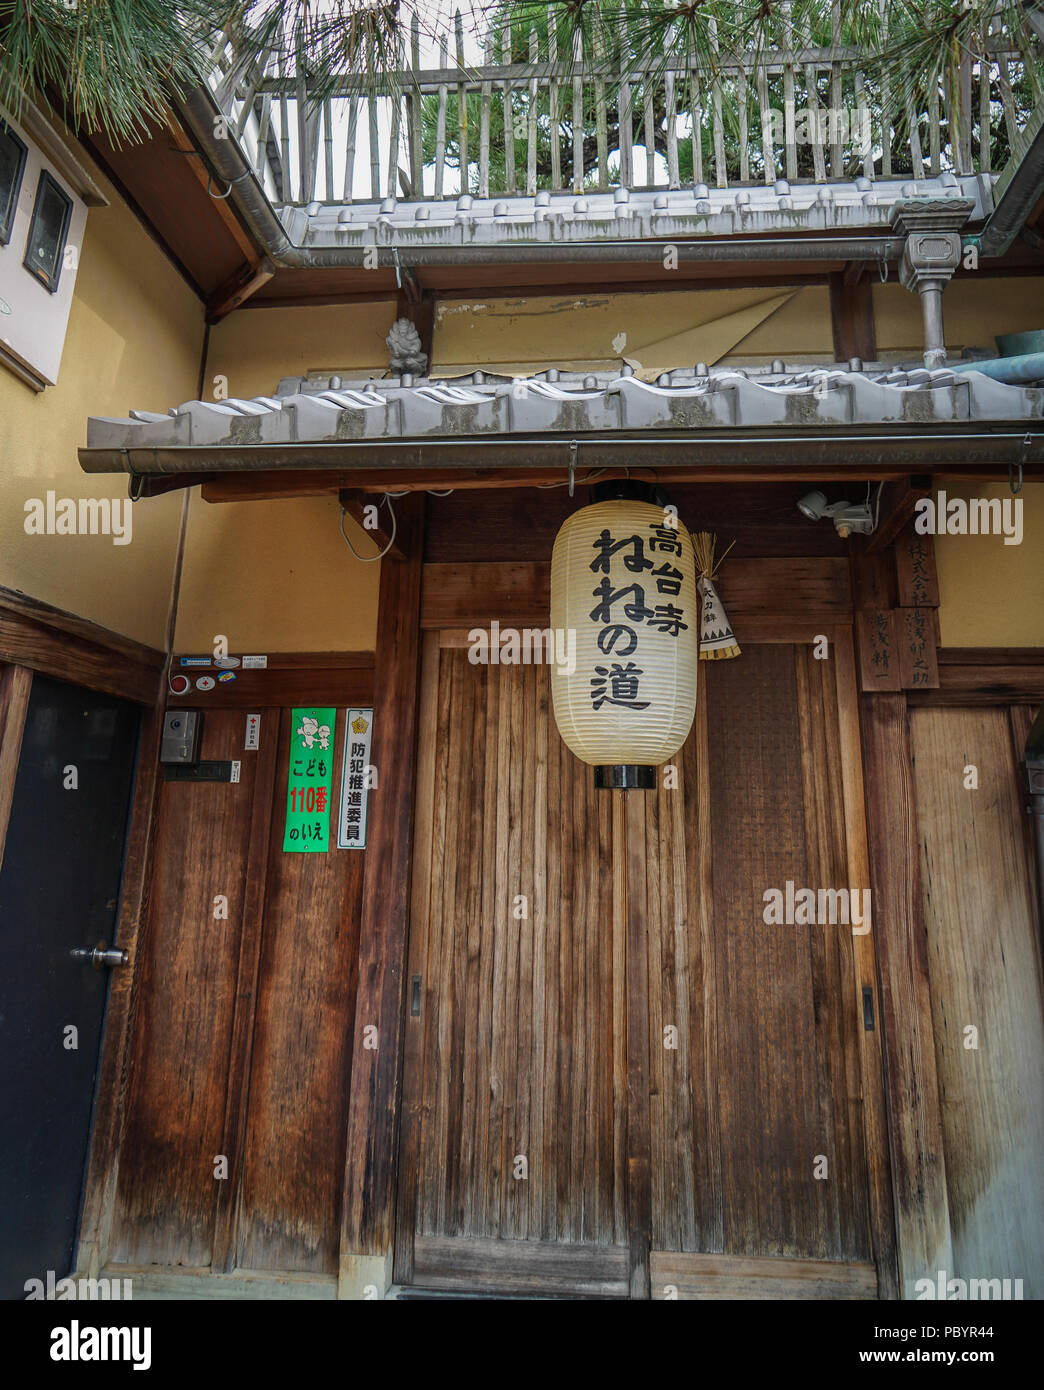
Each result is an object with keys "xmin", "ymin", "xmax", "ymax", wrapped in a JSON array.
[
  {"xmin": 865, "ymin": 476, "xmax": 932, "ymax": 554},
  {"xmin": 0, "ymin": 587, "xmax": 164, "ymax": 705},
  {"xmin": 338, "ymin": 493, "xmax": 426, "ymax": 1298},
  {"xmin": 165, "ymin": 112, "xmax": 259, "ymax": 264},
  {"xmin": 858, "ymin": 693, "xmax": 953, "ymax": 1296},
  {"xmin": 420, "ymin": 558, "xmax": 851, "ymax": 630},
  {"xmin": 830, "ymin": 269, "xmax": 877, "ymax": 362},
  {"xmin": 206, "ymin": 256, "xmax": 276, "ymax": 324},
  {"xmin": 339, "ymin": 490, "xmax": 402, "ymax": 560},
  {"xmin": 907, "ymin": 654, "xmax": 1044, "ymax": 705}
]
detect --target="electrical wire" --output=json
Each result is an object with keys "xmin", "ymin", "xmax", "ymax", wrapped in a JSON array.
[{"xmin": 339, "ymin": 493, "xmax": 398, "ymax": 561}]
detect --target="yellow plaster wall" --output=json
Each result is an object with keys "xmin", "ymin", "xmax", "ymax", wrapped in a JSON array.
[
  {"xmin": 935, "ymin": 481, "xmax": 1044, "ymax": 648},
  {"xmin": 172, "ymin": 301, "xmax": 396, "ymax": 653},
  {"xmin": 0, "ymin": 164, "xmax": 204, "ymax": 648},
  {"xmin": 431, "ymin": 286, "xmax": 831, "ymax": 377},
  {"xmin": 205, "ymin": 301, "xmax": 399, "ymax": 400},
  {"xmin": 173, "ymin": 493, "xmax": 381, "ymax": 653},
  {"xmin": 874, "ymin": 277, "xmax": 1044, "ymax": 361}
]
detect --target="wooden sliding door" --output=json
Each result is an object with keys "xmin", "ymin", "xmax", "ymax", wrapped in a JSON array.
[
  {"xmin": 396, "ymin": 623, "xmax": 893, "ymax": 1298},
  {"xmin": 395, "ymin": 634, "xmax": 628, "ymax": 1296}
]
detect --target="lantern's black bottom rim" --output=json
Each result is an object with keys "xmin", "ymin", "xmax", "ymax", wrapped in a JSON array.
[{"xmin": 594, "ymin": 765, "xmax": 656, "ymax": 790}]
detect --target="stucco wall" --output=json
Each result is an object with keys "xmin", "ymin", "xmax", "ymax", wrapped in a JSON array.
[
  {"xmin": 0, "ymin": 158, "xmax": 203, "ymax": 648},
  {"xmin": 935, "ymin": 481, "xmax": 1044, "ymax": 648},
  {"xmin": 430, "ymin": 285, "xmax": 833, "ymax": 377},
  {"xmin": 171, "ymin": 302, "xmax": 396, "ymax": 653},
  {"xmin": 875, "ymin": 276, "xmax": 1044, "ymax": 361}
]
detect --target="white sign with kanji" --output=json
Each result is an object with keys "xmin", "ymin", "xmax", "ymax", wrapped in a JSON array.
[{"xmin": 337, "ymin": 708, "xmax": 373, "ymax": 849}]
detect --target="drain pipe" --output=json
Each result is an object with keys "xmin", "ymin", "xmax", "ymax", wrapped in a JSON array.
[
  {"xmin": 1025, "ymin": 707, "xmax": 1044, "ymax": 953},
  {"xmin": 954, "ymin": 352, "xmax": 1044, "ymax": 385},
  {"xmin": 173, "ymin": 83, "xmax": 906, "ymax": 270}
]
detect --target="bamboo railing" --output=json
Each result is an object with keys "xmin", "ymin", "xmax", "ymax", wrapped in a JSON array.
[{"xmin": 208, "ymin": 5, "xmax": 1042, "ymax": 207}]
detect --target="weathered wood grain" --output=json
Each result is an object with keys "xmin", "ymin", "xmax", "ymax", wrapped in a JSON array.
[
  {"xmin": 858, "ymin": 693, "xmax": 953, "ymax": 1297},
  {"xmin": 421, "ymin": 558, "xmax": 850, "ymax": 629},
  {"xmin": 338, "ymin": 494, "xmax": 426, "ymax": 1292},
  {"xmin": 235, "ymin": 708, "xmax": 364, "ymax": 1275},
  {"xmin": 650, "ymin": 1250, "xmax": 877, "ymax": 1299},
  {"xmin": 0, "ymin": 663, "xmax": 32, "ymax": 878},
  {"xmin": 910, "ymin": 707, "xmax": 1044, "ymax": 1299},
  {"xmin": 110, "ymin": 709, "xmax": 259, "ymax": 1267}
]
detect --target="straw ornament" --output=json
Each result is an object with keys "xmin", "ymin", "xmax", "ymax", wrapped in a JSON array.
[{"xmin": 691, "ymin": 531, "xmax": 740, "ymax": 661}]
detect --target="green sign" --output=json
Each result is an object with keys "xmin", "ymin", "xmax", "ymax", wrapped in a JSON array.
[{"xmin": 283, "ymin": 707, "xmax": 335, "ymax": 852}]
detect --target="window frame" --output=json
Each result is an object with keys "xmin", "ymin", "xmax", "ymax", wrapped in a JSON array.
[
  {"xmin": 0, "ymin": 118, "xmax": 28, "ymax": 247},
  {"xmin": 22, "ymin": 168, "xmax": 73, "ymax": 294}
]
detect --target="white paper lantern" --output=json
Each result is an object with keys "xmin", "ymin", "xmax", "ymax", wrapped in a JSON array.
[{"xmin": 549, "ymin": 484, "xmax": 699, "ymax": 788}]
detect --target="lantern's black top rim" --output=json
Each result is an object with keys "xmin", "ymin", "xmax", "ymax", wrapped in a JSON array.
[
  {"xmin": 594, "ymin": 764, "xmax": 656, "ymax": 790},
  {"xmin": 589, "ymin": 479, "xmax": 674, "ymax": 509}
]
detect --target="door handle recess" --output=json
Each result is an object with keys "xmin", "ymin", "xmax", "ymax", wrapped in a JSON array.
[{"xmin": 71, "ymin": 942, "xmax": 129, "ymax": 970}]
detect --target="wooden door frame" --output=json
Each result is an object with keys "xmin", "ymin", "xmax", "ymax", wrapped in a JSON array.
[{"xmin": 393, "ymin": 613, "xmax": 898, "ymax": 1299}]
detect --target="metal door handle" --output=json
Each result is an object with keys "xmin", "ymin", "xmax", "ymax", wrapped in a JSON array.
[{"xmin": 71, "ymin": 942, "xmax": 129, "ymax": 970}]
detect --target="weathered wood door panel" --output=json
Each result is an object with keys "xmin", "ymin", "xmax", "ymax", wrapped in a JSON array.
[
  {"xmin": 395, "ymin": 638, "xmax": 627, "ymax": 1293},
  {"xmin": 109, "ymin": 707, "xmax": 364, "ymax": 1277},
  {"xmin": 911, "ymin": 705, "xmax": 1044, "ymax": 1299},
  {"xmin": 398, "ymin": 627, "xmax": 889, "ymax": 1297},
  {"xmin": 394, "ymin": 625, "xmax": 884, "ymax": 1295},
  {"xmin": 646, "ymin": 641, "xmax": 879, "ymax": 1294}
]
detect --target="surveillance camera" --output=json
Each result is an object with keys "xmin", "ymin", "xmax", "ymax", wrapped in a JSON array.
[
  {"xmin": 797, "ymin": 490, "xmax": 828, "ymax": 520},
  {"xmin": 796, "ymin": 488, "xmax": 875, "ymax": 538}
]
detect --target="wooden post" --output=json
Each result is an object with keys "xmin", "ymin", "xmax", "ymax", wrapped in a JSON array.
[
  {"xmin": 623, "ymin": 790, "xmax": 651, "ymax": 1299},
  {"xmin": 0, "ymin": 663, "xmax": 32, "ymax": 877},
  {"xmin": 857, "ymin": 694, "xmax": 953, "ymax": 1297},
  {"xmin": 830, "ymin": 269, "xmax": 876, "ymax": 364},
  {"xmin": 338, "ymin": 494, "xmax": 426, "ymax": 1298}
]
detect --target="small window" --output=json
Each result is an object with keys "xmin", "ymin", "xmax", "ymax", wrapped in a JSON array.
[
  {"xmin": 0, "ymin": 119, "xmax": 28, "ymax": 246},
  {"xmin": 23, "ymin": 169, "xmax": 72, "ymax": 293}
]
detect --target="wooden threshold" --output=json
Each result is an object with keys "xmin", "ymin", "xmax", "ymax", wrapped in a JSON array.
[
  {"xmin": 411, "ymin": 1237, "xmax": 630, "ymax": 1299},
  {"xmin": 97, "ymin": 1266, "xmax": 337, "ymax": 1300},
  {"xmin": 650, "ymin": 1252, "xmax": 879, "ymax": 1300}
]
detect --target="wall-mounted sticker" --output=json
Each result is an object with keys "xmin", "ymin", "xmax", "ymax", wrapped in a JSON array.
[
  {"xmin": 230, "ymin": 761, "xmax": 241, "ymax": 784},
  {"xmin": 214, "ymin": 656, "xmax": 240, "ymax": 669},
  {"xmin": 195, "ymin": 675, "xmax": 216, "ymax": 692},
  {"xmin": 284, "ymin": 706, "xmax": 335, "ymax": 852},
  {"xmin": 244, "ymin": 714, "xmax": 260, "ymax": 750},
  {"xmin": 338, "ymin": 709, "xmax": 373, "ymax": 849},
  {"xmin": 241, "ymin": 655, "xmax": 268, "ymax": 669},
  {"xmin": 217, "ymin": 670, "xmax": 236, "ymax": 683},
  {"xmin": 180, "ymin": 656, "xmax": 212, "ymax": 667}
]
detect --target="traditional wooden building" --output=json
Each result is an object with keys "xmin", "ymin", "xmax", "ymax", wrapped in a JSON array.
[{"xmin": 1, "ymin": 13, "xmax": 1043, "ymax": 1304}]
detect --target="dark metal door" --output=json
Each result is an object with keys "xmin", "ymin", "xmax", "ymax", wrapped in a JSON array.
[{"xmin": 0, "ymin": 674, "xmax": 140, "ymax": 1298}]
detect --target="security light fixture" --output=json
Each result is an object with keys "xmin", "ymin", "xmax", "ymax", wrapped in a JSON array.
[{"xmin": 796, "ymin": 489, "xmax": 874, "ymax": 539}]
